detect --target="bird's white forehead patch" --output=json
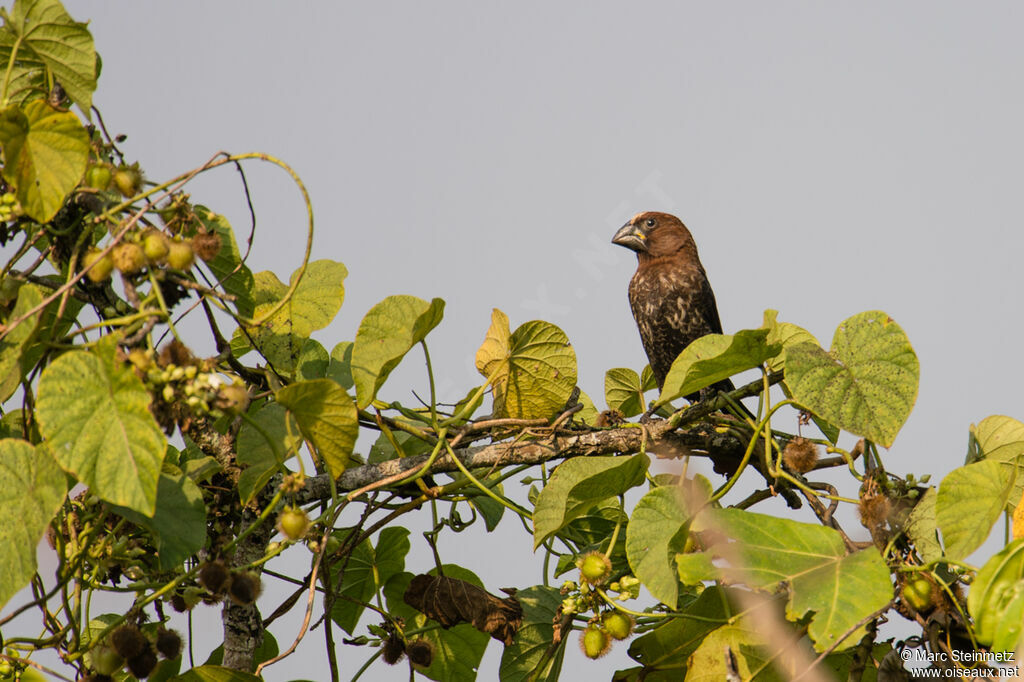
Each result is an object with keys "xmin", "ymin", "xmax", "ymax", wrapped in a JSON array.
[{"xmin": 630, "ymin": 212, "xmax": 647, "ymax": 224}]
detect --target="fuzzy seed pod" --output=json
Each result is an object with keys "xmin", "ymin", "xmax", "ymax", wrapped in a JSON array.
[
  {"xmin": 580, "ymin": 625, "xmax": 612, "ymax": 659},
  {"xmin": 156, "ymin": 628, "xmax": 182, "ymax": 659},
  {"xmin": 198, "ymin": 560, "xmax": 230, "ymax": 595},
  {"xmin": 125, "ymin": 646, "xmax": 158, "ymax": 679},
  {"xmin": 381, "ymin": 633, "xmax": 405, "ymax": 665},
  {"xmin": 109, "ymin": 624, "xmax": 147, "ymax": 659},
  {"xmin": 227, "ymin": 571, "xmax": 263, "ymax": 605},
  {"xmin": 782, "ymin": 437, "xmax": 819, "ymax": 473},
  {"xmin": 191, "ymin": 230, "xmax": 222, "ymax": 262}
]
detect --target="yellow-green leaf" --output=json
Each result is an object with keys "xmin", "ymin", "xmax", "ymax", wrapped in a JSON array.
[
  {"xmin": 712, "ymin": 508, "xmax": 893, "ymax": 651},
  {"xmin": 784, "ymin": 311, "xmax": 919, "ymax": 447},
  {"xmin": 196, "ymin": 206, "xmax": 255, "ymax": 317},
  {"xmin": 968, "ymin": 539, "xmax": 1024, "ymax": 648},
  {"xmin": 0, "ymin": 282, "xmax": 42, "ymax": 402},
  {"xmin": 242, "ymin": 260, "xmax": 347, "ymax": 371},
  {"xmin": 475, "ymin": 311, "xmax": 577, "ymax": 420},
  {"xmin": 36, "ymin": 334, "xmax": 166, "ymax": 514},
  {"xmin": 604, "ymin": 367, "xmax": 646, "ymax": 417},
  {"xmin": 276, "ymin": 378, "xmax": 358, "ymax": 477},
  {"xmin": 657, "ymin": 328, "xmax": 780, "ymax": 407},
  {"xmin": 761, "ymin": 309, "xmax": 818, "ymax": 373},
  {"xmin": 533, "ymin": 454, "xmax": 648, "ymax": 549},
  {"xmin": 0, "ymin": 0, "xmax": 98, "ymax": 110},
  {"xmin": 936, "ymin": 460, "xmax": 1015, "ymax": 560},
  {"xmin": 0, "ymin": 99, "xmax": 89, "ymax": 221},
  {"xmin": 626, "ymin": 486, "xmax": 691, "ymax": 606},
  {"xmin": 236, "ymin": 402, "xmax": 300, "ymax": 504},
  {"xmin": 351, "ymin": 295, "xmax": 445, "ymax": 409},
  {"xmin": 0, "ymin": 439, "xmax": 65, "ymax": 609},
  {"xmin": 110, "ymin": 468, "xmax": 205, "ymax": 571}
]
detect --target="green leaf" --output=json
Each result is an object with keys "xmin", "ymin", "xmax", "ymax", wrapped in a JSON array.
[
  {"xmin": 968, "ymin": 539, "xmax": 1024, "ymax": 647},
  {"xmin": 626, "ymin": 483, "xmax": 709, "ymax": 606},
  {"xmin": 684, "ymin": 613, "xmax": 782, "ymax": 682},
  {"xmin": 0, "ymin": 439, "xmax": 65, "ymax": 609},
  {"xmin": 475, "ymin": 309, "xmax": 577, "ymax": 420},
  {"xmin": 969, "ymin": 415, "xmax": 1024, "ymax": 464},
  {"xmin": 243, "ymin": 260, "xmax": 347, "ymax": 371},
  {"xmin": 762, "ymin": 310, "xmax": 840, "ymax": 443},
  {"xmin": 675, "ymin": 552, "xmax": 719, "ymax": 585},
  {"xmin": 329, "ymin": 527, "xmax": 410, "ymax": 634},
  {"xmin": 169, "ymin": 665, "xmax": 262, "ymax": 682},
  {"xmin": 967, "ymin": 415, "xmax": 1024, "ymax": 512},
  {"xmin": 36, "ymin": 334, "xmax": 166, "ymax": 514},
  {"xmin": 0, "ymin": 0, "xmax": 98, "ymax": 110},
  {"xmin": 904, "ymin": 487, "xmax": 942, "ymax": 563},
  {"xmin": 295, "ymin": 338, "xmax": 329, "ymax": 380},
  {"xmin": 761, "ymin": 309, "xmax": 818, "ymax": 373},
  {"xmin": 384, "ymin": 565, "xmax": 489, "ymax": 681},
  {"xmin": 0, "ymin": 99, "xmax": 89, "ymax": 222},
  {"xmin": 712, "ymin": 508, "xmax": 893, "ymax": 651},
  {"xmin": 196, "ymin": 206, "xmax": 255, "ymax": 317},
  {"xmin": 111, "ymin": 468, "xmax": 205, "ymax": 570},
  {"xmin": 236, "ymin": 402, "xmax": 300, "ymax": 504},
  {"xmin": 276, "ymin": 378, "xmax": 357, "ymax": 477},
  {"xmin": 0, "ymin": 282, "xmax": 42, "ymax": 402},
  {"xmin": 627, "ymin": 586, "xmax": 734, "ymax": 673},
  {"xmin": 499, "ymin": 585, "xmax": 564, "ymax": 682},
  {"xmin": 936, "ymin": 460, "xmax": 1015, "ymax": 560},
  {"xmin": 992, "ymin": 580, "xmax": 1024, "ymax": 652},
  {"xmin": 351, "ymin": 295, "xmax": 445, "ymax": 409},
  {"xmin": 533, "ymin": 454, "xmax": 648, "ymax": 549},
  {"xmin": 605, "ymin": 367, "xmax": 646, "ymax": 417},
  {"xmin": 327, "ymin": 340, "xmax": 354, "ymax": 389},
  {"xmin": 657, "ymin": 328, "xmax": 780, "ymax": 406},
  {"xmin": 784, "ymin": 311, "xmax": 919, "ymax": 447}
]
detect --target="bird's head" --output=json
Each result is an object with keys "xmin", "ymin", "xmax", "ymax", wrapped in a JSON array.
[{"xmin": 611, "ymin": 211, "xmax": 697, "ymax": 259}]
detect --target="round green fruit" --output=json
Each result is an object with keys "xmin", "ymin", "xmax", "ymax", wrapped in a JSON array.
[
  {"xmin": 278, "ymin": 507, "xmax": 311, "ymax": 541},
  {"xmin": 166, "ymin": 239, "xmax": 195, "ymax": 270},
  {"xmin": 142, "ymin": 230, "xmax": 169, "ymax": 264},
  {"xmin": 902, "ymin": 577, "xmax": 934, "ymax": 611},
  {"xmin": 112, "ymin": 164, "xmax": 143, "ymax": 198},
  {"xmin": 580, "ymin": 625, "xmax": 610, "ymax": 659},
  {"xmin": 85, "ymin": 164, "xmax": 113, "ymax": 191},
  {"xmin": 83, "ymin": 248, "xmax": 114, "ymax": 283},
  {"xmin": 112, "ymin": 242, "xmax": 146, "ymax": 275},
  {"xmin": 578, "ymin": 552, "xmax": 611, "ymax": 585},
  {"xmin": 602, "ymin": 612, "xmax": 634, "ymax": 640}
]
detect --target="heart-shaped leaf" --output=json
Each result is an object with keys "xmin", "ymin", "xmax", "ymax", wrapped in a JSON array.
[
  {"xmin": 784, "ymin": 311, "xmax": 918, "ymax": 447},
  {"xmin": 352, "ymin": 295, "xmax": 444, "ymax": 409},
  {"xmin": 475, "ymin": 309, "xmax": 577, "ymax": 420}
]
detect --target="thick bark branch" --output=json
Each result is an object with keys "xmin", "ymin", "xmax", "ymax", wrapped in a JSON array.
[{"xmin": 297, "ymin": 419, "xmax": 748, "ymax": 503}]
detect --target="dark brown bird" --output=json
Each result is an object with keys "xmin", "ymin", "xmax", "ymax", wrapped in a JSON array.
[{"xmin": 612, "ymin": 211, "xmax": 734, "ymax": 400}]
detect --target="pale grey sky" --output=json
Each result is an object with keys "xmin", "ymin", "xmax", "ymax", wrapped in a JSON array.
[{"xmin": 48, "ymin": 2, "xmax": 1024, "ymax": 679}]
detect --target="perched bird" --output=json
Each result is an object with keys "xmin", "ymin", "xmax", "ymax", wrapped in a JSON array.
[{"xmin": 612, "ymin": 211, "xmax": 734, "ymax": 400}]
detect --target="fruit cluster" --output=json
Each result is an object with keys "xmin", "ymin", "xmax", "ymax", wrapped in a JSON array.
[
  {"xmin": 559, "ymin": 552, "xmax": 643, "ymax": 659},
  {"xmin": 84, "ymin": 623, "xmax": 182, "ymax": 681},
  {"xmin": 81, "ymin": 225, "xmax": 220, "ymax": 284},
  {"xmin": 0, "ymin": 191, "xmax": 22, "ymax": 222},
  {"xmin": 128, "ymin": 349, "xmax": 249, "ymax": 419}
]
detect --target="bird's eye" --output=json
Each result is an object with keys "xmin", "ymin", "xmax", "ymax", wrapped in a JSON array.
[{"xmin": 644, "ymin": 218, "xmax": 655, "ymax": 228}]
